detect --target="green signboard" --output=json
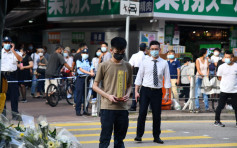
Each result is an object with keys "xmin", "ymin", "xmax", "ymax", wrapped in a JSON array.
[
  {"xmin": 72, "ymin": 32, "xmax": 85, "ymax": 44},
  {"xmin": 154, "ymin": 0, "xmax": 237, "ymax": 21},
  {"xmin": 47, "ymin": 0, "xmax": 120, "ymax": 19}
]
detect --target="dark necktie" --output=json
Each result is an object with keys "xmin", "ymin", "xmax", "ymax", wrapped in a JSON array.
[{"xmin": 153, "ymin": 60, "xmax": 158, "ymax": 87}]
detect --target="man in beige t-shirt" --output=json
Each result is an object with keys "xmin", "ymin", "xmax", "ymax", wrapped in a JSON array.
[{"xmin": 93, "ymin": 37, "xmax": 132, "ymax": 148}]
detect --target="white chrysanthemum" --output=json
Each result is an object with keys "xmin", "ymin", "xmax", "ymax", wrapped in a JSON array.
[{"xmin": 40, "ymin": 120, "xmax": 48, "ymax": 127}]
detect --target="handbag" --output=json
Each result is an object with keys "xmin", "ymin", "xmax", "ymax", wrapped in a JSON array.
[{"xmin": 36, "ymin": 68, "xmax": 45, "ymax": 75}]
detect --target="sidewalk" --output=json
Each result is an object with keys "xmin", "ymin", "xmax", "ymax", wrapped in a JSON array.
[{"xmin": 5, "ymin": 96, "xmax": 235, "ymax": 123}]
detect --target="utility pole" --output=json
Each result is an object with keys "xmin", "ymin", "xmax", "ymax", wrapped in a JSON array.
[{"xmin": 0, "ymin": 0, "xmax": 7, "ymax": 91}]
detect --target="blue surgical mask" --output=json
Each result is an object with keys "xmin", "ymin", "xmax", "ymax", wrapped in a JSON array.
[
  {"xmin": 82, "ymin": 54, "xmax": 89, "ymax": 60},
  {"xmin": 96, "ymin": 52, "xmax": 101, "ymax": 57},
  {"xmin": 150, "ymin": 50, "xmax": 159, "ymax": 57},
  {"xmin": 225, "ymin": 58, "xmax": 231, "ymax": 64},
  {"xmin": 29, "ymin": 46, "xmax": 33, "ymax": 50},
  {"xmin": 101, "ymin": 47, "xmax": 107, "ymax": 53},
  {"xmin": 4, "ymin": 44, "xmax": 11, "ymax": 50},
  {"xmin": 63, "ymin": 53, "xmax": 68, "ymax": 57},
  {"xmin": 167, "ymin": 54, "xmax": 175, "ymax": 59}
]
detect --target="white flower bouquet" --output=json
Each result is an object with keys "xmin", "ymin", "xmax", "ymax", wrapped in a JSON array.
[{"xmin": 0, "ymin": 112, "xmax": 82, "ymax": 148}]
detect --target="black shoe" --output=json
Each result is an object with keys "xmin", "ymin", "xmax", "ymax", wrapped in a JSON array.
[
  {"xmin": 214, "ymin": 121, "xmax": 225, "ymax": 127},
  {"xmin": 12, "ymin": 114, "xmax": 22, "ymax": 121},
  {"xmin": 129, "ymin": 108, "xmax": 136, "ymax": 111},
  {"xmin": 134, "ymin": 136, "xmax": 142, "ymax": 142},
  {"xmin": 83, "ymin": 112, "xmax": 91, "ymax": 116},
  {"xmin": 20, "ymin": 99, "xmax": 27, "ymax": 103},
  {"xmin": 235, "ymin": 122, "xmax": 237, "ymax": 128},
  {"xmin": 76, "ymin": 112, "xmax": 82, "ymax": 116},
  {"xmin": 153, "ymin": 138, "xmax": 164, "ymax": 144}
]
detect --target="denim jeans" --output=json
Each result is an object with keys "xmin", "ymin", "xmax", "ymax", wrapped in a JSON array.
[
  {"xmin": 31, "ymin": 69, "xmax": 38, "ymax": 95},
  {"xmin": 195, "ymin": 77, "xmax": 209, "ymax": 110}
]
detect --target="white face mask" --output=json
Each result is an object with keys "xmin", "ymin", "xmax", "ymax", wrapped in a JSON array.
[
  {"xmin": 214, "ymin": 51, "xmax": 219, "ymax": 56},
  {"xmin": 38, "ymin": 53, "xmax": 43, "ymax": 57}
]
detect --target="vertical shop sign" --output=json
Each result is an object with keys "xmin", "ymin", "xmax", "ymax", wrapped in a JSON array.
[
  {"xmin": 91, "ymin": 32, "xmax": 105, "ymax": 45},
  {"xmin": 48, "ymin": 32, "xmax": 61, "ymax": 44}
]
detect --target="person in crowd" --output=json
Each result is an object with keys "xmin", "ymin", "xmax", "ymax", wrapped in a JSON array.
[
  {"xmin": 98, "ymin": 42, "xmax": 112, "ymax": 63},
  {"xmin": 62, "ymin": 46, "xmax": 73, "ymax": 77},
  {"xmin": 167, "ymin": 50, "xmax": 181, "ymax": 101},
  {"xmin": 45, "ymin": 45, "xmax": 72, "ymax": 102},
  {"xmin": 30, "ymin": 48, "xmax": 40, "ymax": 97},
  {"xmin": 211, "ymin": 48, "xmax": 222, "ymax": 67},
  {"xmin": 208, "ymin": 55, "xmax": 216, "ymax": 77},
  {"xmin": 71, "ymin": 48, "xmax": 76, "ymax": 56},
  {"xmin": 134, "ymin": 41, "xmax": 171, "ymax": 144},
  {"xmin": 75, "ymin": 48, "xmax": 94, "ymax": 116},
  {"xmin": 26, "ymin": 43, "xmax": 34, "ymax": 56},
  {"xmin": 35, "ymin": 48, "xmax": 48, "ymax": 98},
  {"xmin": 195, "ymin": 48, "xmax": 210, "ymax": 112},
  {"xmin": 214, "ymin": 50, "xmax": 237, "ymax": 127},
  {"xmin": 92, "ymin": 48, "xmax": 102, "ymax": 72},
  {"xmin": 1, "ymin": 36, "xmax": 22, "ymax": 119},
  {"xmin": 128, "ymin": 43, "xmax": 147, "ymax": 111},
  {"xmin": 93, "ymin": 37, "xmax": 132, "ymax": 148},
  {"xmin": 72, "ymin": 42, "xmax": 88, "ymax": 72},
  {"xmin": 72, "ymin": 42, "xmax": 88, "ymax": 106},
  {"xmin": 43, "ymin": 46, "xmax": 50, "ymax": 61},
  {"xmin": 18, "ymin": 48, "xmax": 33, "ymax": 103},
  {"xmin": 179, "ymin": 57, "xmax": 192, "ymax": 103}
]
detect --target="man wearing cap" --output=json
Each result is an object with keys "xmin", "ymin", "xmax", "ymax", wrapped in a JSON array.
[
  {"xmin": 1, "ymin": 36, "xmax": 22, "ymax": 118},
  {"xmin": 75, "ymin": 48, "xmax": 95, "ymax": 116},
  {"xmin": 45, "ymin": 45, "xmax": 72, "ymax": 102},
  {"xmin": 128, "ymin": 43, "xmax": 147, "ymax": 111}
]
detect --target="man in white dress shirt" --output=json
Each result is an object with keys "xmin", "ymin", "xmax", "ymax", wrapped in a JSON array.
[
  {"xmin": 134, "ymin": 41, "xmax": 171, "ymax": 144},
  {"xmin": 1, "ymin": 36, "xmax": 22, "ymax": 119},
  {"xmin": 129, "ymin": 43, "xmax": 147, "ymax": 111}
]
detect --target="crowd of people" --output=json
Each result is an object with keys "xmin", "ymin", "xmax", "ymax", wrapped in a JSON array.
[{"xmin": 1, "ymin": 36, "xmax": 237, "ymax": 147}]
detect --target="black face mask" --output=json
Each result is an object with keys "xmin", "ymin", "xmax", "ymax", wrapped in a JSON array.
[{"xmin": 114, "ymin": 53, "xmax": 125, "ymax": 61}]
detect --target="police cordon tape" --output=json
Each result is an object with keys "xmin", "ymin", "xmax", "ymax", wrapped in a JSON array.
[{"xmin": 7, "ymin": 76, "xmax": 81, "ymax": 83}]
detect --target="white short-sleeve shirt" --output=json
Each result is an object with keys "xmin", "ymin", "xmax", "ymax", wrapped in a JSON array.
[
  {"xmin": 217, "ymin": 63, "xmax": 237, "ymax": 93},
  {"xmin": 1, "ymin": 48, "xmax": 22, "ymax": 72}
]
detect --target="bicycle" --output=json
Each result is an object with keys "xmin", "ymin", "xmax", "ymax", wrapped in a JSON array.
[{"xmin": 46, "ymin": 77, "xmax": 75, "ymax": 107}]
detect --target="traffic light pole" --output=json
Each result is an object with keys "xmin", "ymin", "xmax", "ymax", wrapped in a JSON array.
[{"xmin": 125, "ymin": 0, "xmax": 130, "ymax": 61}]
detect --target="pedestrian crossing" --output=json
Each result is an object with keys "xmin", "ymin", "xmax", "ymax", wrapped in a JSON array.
[{"xmin": 52, "ymin": 120, "xmax": 237, "ymax": 148}]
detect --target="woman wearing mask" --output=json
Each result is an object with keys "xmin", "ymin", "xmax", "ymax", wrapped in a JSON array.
[
  {"xmin": 92, "ymin": 48, "xmax": 101, "ymax": 72},
  {"xmin": 35, "ymin": 48, "xmax": 48, "ymax": 98},
  {"xmin": 62, "ymin": 47, "xmax": 73, "ymax": 77},
  {"xmin": 18, "ymin": 48, "xmax": 33, "ymax": 103},
  {"xmin": 195, "ymin": 48, "xmax": 210, "ymax": 112}
]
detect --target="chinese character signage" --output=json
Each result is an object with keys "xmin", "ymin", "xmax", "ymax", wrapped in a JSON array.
[
  {"xmin": 154, "ymin": 0, "xmax": 237, "ymax": 21},
  {"xmin": 48, "ymin": 32, "xmax": 60, "ymax": 44},
  {"xmin": 72, "ymin": 32, "xmax": 85, "ymax": 44},
  {"xmin": 140, "ymin": 0, "xmax": 153, "ymax": 13},
  {"xmin": 47, "ymin": 0, "xmax": 120, "ymax": 20},
  {"xmin": 90, "ymin": 32, "xmax": 105, "ymax": 45}
]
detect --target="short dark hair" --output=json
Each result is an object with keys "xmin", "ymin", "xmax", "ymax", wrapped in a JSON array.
[
  {"xmin": 183, "ymin": 57, "xmax": 191, "ymax": 63},
  {"xmin": 101, "ymin": 42, "xmax": 108, "ymax": 46},
  {"xmin": 94, "ymin": 48, "xmax": 101, "ymax": 57},
  {"xmin": 168, "ymin": 50, "xmax": 175, "ymax": 54},
  {"xmin": 78, "ymin": 42, "xmax": 87, "ymax": 49},
  {"xmin": 55, "ymin": 45, "xmax": 64, "ymax": 51},
  {"xmin": 199, "ymin": 48, "xmax": 207, "ymax": 57},
  {"xmin": 111, "ymin": 37, "xmax": 127, "ymax": 51},
  {"xmin": 149, "ymin": 41, "xmax": 160, "ymax": 47},
  {"xmin": 213, "ymin": 48, "xmax": 220, "ymax": 52},
  {"xmin": 225, "ymin": 50, "xmax": 234, "ymax": 57}
]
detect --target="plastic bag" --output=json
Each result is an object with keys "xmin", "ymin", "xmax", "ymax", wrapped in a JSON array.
[{"xmin": 172, "ymin": 99, "xmax": 181, "ymax": 110}]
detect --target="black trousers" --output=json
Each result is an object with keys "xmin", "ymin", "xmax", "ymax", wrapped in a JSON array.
[
  {"xmin": 137, "ymin": 86, "xmax": 162, "ymax": 139},
  {"xmin": 179, "ymin": 84, "xmax": 190, "ymax": 102},
  {"xmin": 215, "ymin": 92, "xmax": 237, "ymax": 122},
  {"xmin": 99, "ymin": 109, "xmax": 129, "ymax": 148},
  {"xmin": 130, "ymin": 75, "xmax": 137, "ymax": 109},
  {"xmin": 4, "ymin": 71, "xmax": 20, "ymax": 113},
  {"xmin": 75, "ymin": 77, "xmax": 85, "ymax": 114}
]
